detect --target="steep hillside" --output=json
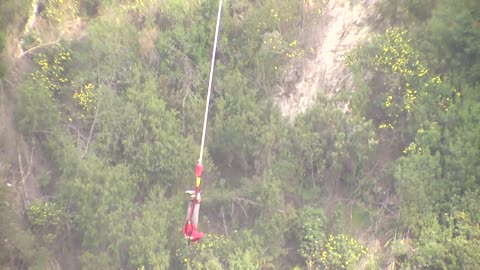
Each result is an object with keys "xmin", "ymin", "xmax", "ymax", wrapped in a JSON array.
[
  {"xmin": 0, "ymin": 2, "xmax": 382, "ymax": 268},
  {"xmin": 1, "ymin": 0, "xmax": 479, "ymax": 269}
]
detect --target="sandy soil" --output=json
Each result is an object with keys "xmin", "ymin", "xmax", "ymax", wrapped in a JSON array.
[{"xmin": 276, "ymin": 0, "xmax": 378, "ymax": 119}]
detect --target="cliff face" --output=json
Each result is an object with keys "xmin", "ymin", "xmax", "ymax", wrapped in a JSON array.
[{"xmin": 276, "ymin": 0, "xmax": 379, "ymax": 119}]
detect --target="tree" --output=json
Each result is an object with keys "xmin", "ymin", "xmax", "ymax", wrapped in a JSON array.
[
  {"xmin": 394, "ymin": 144, "xmax": 440, "ymax": 233},
  {"xmin": 403, "ymin": 211, "xmax": 480, "ymax": 270},
  {"xmin": 399, "ymin": 0, "xmax": 480, "ymax": 84},
  {"xmin": 210, "ymin": 69, "xmax": 264, "ymax": 175},
  {"xmin": 14, "ymin": 80, "xmax": 61, "ymax": 135},
  {"xmin": 61, "ymin": 157, "xmax": 135, "ymax": 269},
  {"xmin": 291, "ymin": 95, "xmax": 376, "ymax": 196},
  {"xmin": 94, "ymin": 69, "xmax": 197, "ymax": 195},
  {"xmin": 0, "ymin": 0, "xmax": 30, "ymax": 30}
]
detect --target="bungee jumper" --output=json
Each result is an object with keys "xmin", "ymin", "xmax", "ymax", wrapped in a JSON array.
[
  {"xmin": 183, "ymin": 163, "xmax": 204, "ymax": 242},
  {"xmin": 183, "ymin": 0, "xmax": 223, "ymax": 243}
]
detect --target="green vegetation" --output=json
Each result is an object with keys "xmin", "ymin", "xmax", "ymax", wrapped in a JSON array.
[{"xmin": 0, "ymin": 0, "xmax": 479, "ymax": 269}]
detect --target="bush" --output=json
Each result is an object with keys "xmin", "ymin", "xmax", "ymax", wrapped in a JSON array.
[
  {"xmin": 14, "ymin": 81, "xmax": 60, "ymax": 134},
  {"xmin": 294, "ymin": 206, "xmax": 326, "ymax": 270},
  {"xmin": 27, "ymin": 201, "xmax": 62, "ymax": 245},
  {"xmin": 320, "ymin": 234, "xmax": 367, "ymax": 270}
]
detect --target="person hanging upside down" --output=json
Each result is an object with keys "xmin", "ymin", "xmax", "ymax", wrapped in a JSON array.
[{"xmin": 183, "ymin": 191, "xmax": 204, "ymax": 242}]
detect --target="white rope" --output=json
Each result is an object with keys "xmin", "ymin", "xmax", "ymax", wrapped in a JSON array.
[{"xmin": 198, "ymin": 0, "xmax": 223, "ymax": 165}]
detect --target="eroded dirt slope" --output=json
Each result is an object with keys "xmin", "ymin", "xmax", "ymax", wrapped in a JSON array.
[{"xmin": 276, "ymin": 0, "xmax": 379, "ymax": 119}]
